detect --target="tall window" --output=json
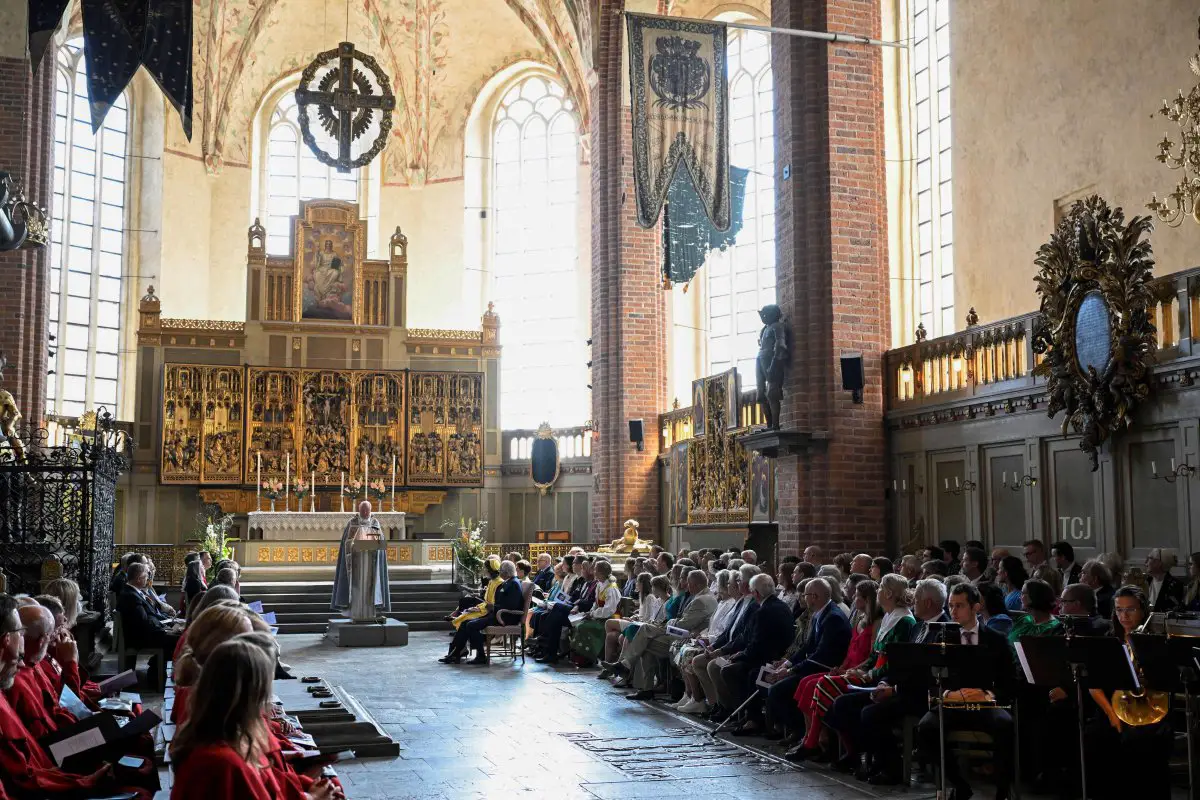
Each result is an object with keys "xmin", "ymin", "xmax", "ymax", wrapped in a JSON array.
[
  {"xmin": 264, "ymin": 93, "xmax": 359, "ymax": 255},
  {"xmin": 706, "ymin": 27, "xmax": 775, "ymax": 379},
  {"xmin": 491, "ymin": 74, "xmax": 586, "ymax": 428},
  {"xmin": 47, "ymin": 40, "xmax": 127, "ymax": 417},
  {"xmin": 912, "ymin": 0, "xmax": 954, "ymax": 336}
]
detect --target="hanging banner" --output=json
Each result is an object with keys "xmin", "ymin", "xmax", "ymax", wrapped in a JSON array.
[
  {"xmin": 626, "ymin": 12, "xmax": 730, "ymax": 231},
  {"xmin": 80, "ymin": 0, "xmax": 193, "ymax": 139},
  {"xmin": 663, "ymin": 164, "xmax": 748, "ymax": 288},
  {"xmin": 27, "ymin": 0, "xmax": 71, "ymax": 71}
]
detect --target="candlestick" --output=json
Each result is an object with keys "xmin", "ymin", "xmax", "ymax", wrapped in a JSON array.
[
  {"xmin": 256, "ymin": 451, "xmax": 262, "ymax": 511},
  {"xmin": 285, "ymin": 452, "xmax": 290, "ymax": 513},
  {"xmin": 391, "ymin": 455, "xmax": 396, "ymax": 511}
]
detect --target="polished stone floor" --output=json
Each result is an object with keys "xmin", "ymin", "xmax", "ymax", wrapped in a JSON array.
[{"xmin": 277, "ymin": 631, "xmax": 905, "ymax": 800}]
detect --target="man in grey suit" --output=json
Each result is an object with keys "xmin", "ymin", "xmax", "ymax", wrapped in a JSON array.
[{"xmin": 612, "ymin": 569, "xmax": 717, "ymax": 699}]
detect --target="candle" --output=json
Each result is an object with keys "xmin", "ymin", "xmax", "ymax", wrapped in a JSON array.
[
  {"xmin": 391, "ymin": 455, "xmax": 397, "ymax": 510},
  {"xmin": 1171, "ymin": 458, "xmax": 1177, "ymax": 472},
  {"xmin": 311, "ymin": 473, "xmax": 315, "ymax": 512},
  {"xmin": 892, "ymin": 480, "xmax": 897, "ymax": 491},
  {"xmin": 364, "ymin": 454, "xmax": 369, "ymax": 499},
  {"xmin": 285, "ymin": 452, "xmax": 290, "ymax": 512},
  {"xmin": 944, "ymin": 478, "xmax": 949, "ymax": 490},
  {"xmin": 1001, "ymin": 471, "xmax": 1007, "ymax": 485},
  {"xmin": 256, "ymin": 451, "xmax": 262, "ymax": 511},
  {"xmin": 955, "ymin": 476, "xmax": 960, "ymax": 488},
  {"xmin": 1152, "ymin": 460, "xmax": 1158, "ymax": 476},
  {"xmin": 902, "ymin": 480, "xmax": 907, "ymax": 491},
  {"xmin": 340, "ymin": 471, "xmax": 345, "ymax": 512}
]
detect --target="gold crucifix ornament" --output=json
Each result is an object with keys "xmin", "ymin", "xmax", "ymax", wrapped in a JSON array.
[{"xmin": 295, "ymin": 42, "xmax": 396, "ymax": 173}]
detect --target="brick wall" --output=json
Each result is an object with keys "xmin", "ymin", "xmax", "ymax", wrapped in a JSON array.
[
  {"xmin": 771, "ymin": 0, "xmax": 890, "ymax": 556},
  {"xmin": 0, "ymin": 55, "xmax": 53, "ymax": 427},
  {"xmin": 589, "ymin": 0, "xmax": 669, "ymax": 544}
]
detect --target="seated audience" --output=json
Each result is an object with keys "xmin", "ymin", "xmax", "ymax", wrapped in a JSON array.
[
  {"xmin": 448, "ymin": 555, "xmax": 502, "ymax": 625},
  {"xmin": 1052, "ymin": 540, "xmax": 1083, "ymax": 586},
  {"xmin": 938, "ymin": 539, "xmax": 961, "ymax": 574},
  {"xmin": 116, "ymin": 561, "xmax": 182, "ymax": 672},
  {"xmin": 569, "ymin": 560, "xmax": 622, "ymax": 662},
  {"xmin": 719, "ymin": 574, "xmax": 794, "ymax": 733},
  {"xmin": 899, "ymin": 554, "xmax": 921, "ymax": 583},
  {"xmin": 1081, "ymin": 559, "xmax": 1116, "ymax": 618},
  {"xmin": 833, "ymin": 553, "xmax": 853, "ymax": 576},
  {"xmin": 916, "ymin": 583, "xmax": 1014, "ymax": 800},
  {"xmin": 988, "ymin": 547, "xmax": 1010, "ymax": 581},
  {"xmin": 1060, "ymin": 583, "xmax": 1112, "ymax": 635},
  {"xmin": 997, "ymin": 556, "xmax": 1029, "ymax": 610},
  {"xmin": 1032, "ymin": 562, "xmax": 1064, "ymax": 601},
  {"xmin": 173, "ymin": 603, "xmax": 256, "ymax": 724},
  {"xmin": 620, "ymin": 558, "xmax": 638, "ymax": 597},
  {"xmin": 741, "ymin": 550, "xmax": 758, "ymax": 565},
  {"xmin": 7, "ymin": 604, "xmax": 77, "ymax": 738},
  {"xmin": 785, "ymin": 579, "xmax": 880, "ymax": 761},
  {"xmin": 672, "ymin": 570, "xmax": 737, "ymax": 706},
  {"xmin": 1097, "ymin": 551, "xmax": 1125, "ymax": 587},
  {"xmin": 215, "ymin": 567, "xmax": 241, "ymax": 596},
  {"xmin": 169, "ymin": 638, "xmax": 341, "ymax": 800},
  {"xmin": 442, "ymin": 559, "xmax": 524, "ymax": 665},
  {"xmin": 849, "ymin": 554, "xmax": 872, "ymax": 576},
  {"xmin": 1008, "ymin": 578, "xmax": 1064, "ymax": 647},
  {"xmin": 761, "ymin": 576, "xmax": 851, "ymax": 740},
  {"xmin": 678, "ymin": 565, "xmax": 759, "ymax": 713},
  {"xmin": 919, "ymin": 559, "xmax": 947, "ymax": 579},
  {"xmin": 615, "ymin": 570, "xmax": 716, "ymax": 698},
  {"xmin": 803, "ymin": 545, "xmax": 824, "ymax": 565},
  {"xmin": 144, "ymin": 559, "xmax": 177, "ymax": 617},
  {"xmin": 30, "ymin": 596, "xmax": 91, "ymax": 707},
  {"xmin": 776, "ymin": 565, "xmax": 800, "ymax": 611},
  {"xmin": 1023, "ymin": 539, "xmax": 1047, "ymax": 569},
  {"xmin": 601, "ymin": 573, "xmax": 663, "ymax": 671},
  {"xmin": 182, "ymin": 553, "xmax": 207, "ymax": 613},
  {"xmin": 532, "ymin": 553, "xmax": 554, "ymax": 593},
  {"xmin": 960, "ymin": 546, "xmax": 987, "ymax": 583},
  {"xmin": 1145, "ymin": 547, "xmax": 1183, "ymax": 612},
  {"xmin": 535, "ymin": 557, "xmax": 599, "ymax": 664},
  {"xmin": 868, "ymin": 557, "xmax": 892, "ymax": 582},
  {"xmin": 1187, "ymin": 552, "xmax": 1200, "ymax": 611},
  {"xmin": 110, "ymin": 551, "xmax": 146, "ymax": 595}
]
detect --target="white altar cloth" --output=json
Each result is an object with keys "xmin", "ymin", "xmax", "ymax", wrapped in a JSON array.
[{"xmin": 247, "ymin": 511, "xmax": 407, "ymax": 541}]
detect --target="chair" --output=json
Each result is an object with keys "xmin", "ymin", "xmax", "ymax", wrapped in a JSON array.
[
  {"xmin": 112, "ymin": 609, "xmax": 166, "ymax": 687},
  {"xmin": 484, "ymin": 581, "xmax": 536, "ymax": 663}
]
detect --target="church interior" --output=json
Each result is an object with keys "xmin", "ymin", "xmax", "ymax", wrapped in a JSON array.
[{"xmin": 3, "ymin": 0, "xmax": 1200, "ymax": 798}]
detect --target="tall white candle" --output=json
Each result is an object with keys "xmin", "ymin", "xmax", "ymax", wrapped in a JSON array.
[
  {"xmin": 311, "ymin": 473, "xmax": 315, "ymax": 512},
  {"xmin": 340, "ymin": 471, "xmax": 345, "ymax": 512},
  {"xmin": 256, "ymin": 451, "xmax": 262, "ymax": 511},
  {"xmin": 285, "ymin": 452, "xmax": 290, "ymax": 512},
  {"xmin": 364, "ymin": 454, "xmax": 369, "ymax": 499},
  {"xmin": 391, "ymin": 455, "xmax": 396, "ymax": 510}
]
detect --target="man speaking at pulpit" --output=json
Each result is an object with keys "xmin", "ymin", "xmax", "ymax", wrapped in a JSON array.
[{"xmin": 331, "ymin": 500, "xmax": 392, "ymax": 616}]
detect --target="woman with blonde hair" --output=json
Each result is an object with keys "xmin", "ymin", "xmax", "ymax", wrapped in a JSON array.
[
  {"xmin": 42, "ymin": 577, "xmax": 81, "ymax": 628},
  {"xmin": 172, "ymin": 603, "xmax": 255, "ymax": 724},
  {"xmin": 169, "ymin": 639, "xmax": 340, "ymax": 800}
]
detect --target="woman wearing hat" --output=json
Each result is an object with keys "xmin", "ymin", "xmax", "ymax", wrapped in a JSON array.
[{"xmin": 448, "ymin": 555, "xmax": 504, "ymax": 629}]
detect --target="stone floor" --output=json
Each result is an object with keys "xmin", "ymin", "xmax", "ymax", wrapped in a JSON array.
[{"xmin": 276, "ymin": 631, "xmax": 925, "ymax": 800}]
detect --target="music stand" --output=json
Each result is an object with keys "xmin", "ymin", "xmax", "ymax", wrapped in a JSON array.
[
  {"xmin": 888, "ymin": 641, "xmax": 997, "ymax": 800},
  {"xmin": 1018, "ymin": 634, "xmax": 1136, "ymax": 800},
  {"xmin": 1131, "ymin": 632, "xmax": 1200, "ymax": 800}
]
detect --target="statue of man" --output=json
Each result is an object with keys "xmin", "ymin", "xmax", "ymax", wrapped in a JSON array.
[
  {"xmin": 330, "ymin": 500, "xmax": 392, "ymax": 616},
  {"xmin": 756, "ymin": 304, "xmax": 789, "ymax": 429}
]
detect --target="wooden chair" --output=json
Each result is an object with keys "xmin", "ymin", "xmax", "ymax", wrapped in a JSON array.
[{"xmin": 484, "ymin": 581, "xmax": 536, "ymax": 663}]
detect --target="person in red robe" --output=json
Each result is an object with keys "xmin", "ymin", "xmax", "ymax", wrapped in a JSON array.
[
  {"xmin": 0, "ymin": 594, "xmax": 144, "ymax": 799},
  {"xmin": 169, "ymin": 638, "xmax": 342, "ymax": 800},
  {"xmin": 31, "ymin": 595, "xmax": 97, "ymax": 710},
  {"xmin": 6, "ymin": 605, "xmax": 77, "ymax": 738}
]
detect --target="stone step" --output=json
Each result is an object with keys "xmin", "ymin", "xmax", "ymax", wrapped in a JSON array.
[
  {"xmin": 273, "ymin": 610, "xmax": 447, "ymax": 624},
  {"xmin": 275, "ymin": 619, "xmax": 447, "ymax": 634},
  {"xmin": 256, "ymin": 599, "xmax": 453, "ymax": 614},
  {"xmin": 241, "ymin": 590, "xmax": 460, "ymax": 605},
  {"xmin": 240, "ymin": 579, "xmax": 458, "ymax": 595}
]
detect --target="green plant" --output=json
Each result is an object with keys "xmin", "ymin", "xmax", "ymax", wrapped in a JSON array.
[
  {"xmin": 443, "ymin": 517, "xmax": 488, "ymax": 581},
  {"xmin": 195, "ymin": 509, "xmax": 237, "ymax": 580}
]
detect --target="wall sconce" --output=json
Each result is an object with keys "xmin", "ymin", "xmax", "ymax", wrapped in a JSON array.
[
  {"xmin": 942, "ymin": 477, "xmax": 977, "ymax": 496},
  {"xmin": 1151, "ymin": 458, "xmax": 1196, "ymax": 483},
  {"xmin": 891, "ymin": 479, "xmax": 922, "ymax": 497},
  {"xmin": 1001, "ymin": 471, "xmax": 1037, "ymax": 491}
]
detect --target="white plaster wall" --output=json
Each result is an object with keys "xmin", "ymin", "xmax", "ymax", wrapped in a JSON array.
[
  {"xmin": 954, "ymin": 0, "xmax": 1200, "ymax": 326},
  {"xmin": 156, "ymin": 152, "xmax": 212, "ymax": 317}
]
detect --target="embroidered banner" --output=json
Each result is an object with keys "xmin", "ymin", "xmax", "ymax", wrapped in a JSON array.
[
  {"xmin": 627, "ymin": 12, "xmax": 729, "ymax": 231},
  {"xmin": 662, "ymin": 165, "xmax": 748, "ymax": 288}
]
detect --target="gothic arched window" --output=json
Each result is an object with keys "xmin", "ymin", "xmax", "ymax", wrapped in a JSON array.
[
  {"xmin": 264, "ymin": 92, "xmax": 359, "ymax": 255},
  {"xmin": 490, "ymin": 74, "xmax": 586, "ymax": 428},
  {"xmin": 47, "ymin": 40, "xmax": 128, "ymax": 417},
  {"xmin": 705, "ymin": 26, "xmax": 775, "ymax": 379}
]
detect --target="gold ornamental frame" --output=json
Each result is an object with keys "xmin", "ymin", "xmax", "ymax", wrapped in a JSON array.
[{"xmin": 293, "ymin": 201, "xmax": 368, "ymax": 325}]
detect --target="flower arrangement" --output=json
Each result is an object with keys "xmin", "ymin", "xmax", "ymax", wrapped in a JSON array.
[
  {"xmin": 261, "ymin": 478, "xmax": 284, "ymax": 500},
  {"xmin": 444, "ymin": 517, "xmax": 488, "ymax": 584},
  {"xmin": 343, "ymin": 479, "xmax": 364, "ymax": 498},
  {"xmin": 367, "ymin": 479, "xmax": 388, "ymax": 501},
  {"xmin": 194, "ymin": 509, "xmax": 236, "ymax": 580}
]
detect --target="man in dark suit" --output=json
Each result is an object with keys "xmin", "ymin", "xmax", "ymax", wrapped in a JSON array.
[
  {"xmin": 714, "ymin": 574, "xmax": 794, "ymax": 728},
  {"xmin": 1146, "ymin": 548, "xmax": 1184, "ymax": 612},
  {"xmin": 444, "ymin": 560, "xmax": 526, "ymax": 665},
  {"xmin": 532, "ymin": 553, "xmax": 555, "ymax": 593},
  {"xmin": 762, "ymin": 577, "xmax": 851, "ymax": 740},
  {"xmin": 826, "ymin": 578, "xmax": 950, "ymax": 781},
  {"xmin": 115, "ymin": 562, "xmax": 182, "ymax": 683},
  {"xmin": 917, "ymin": 582, "xmax": 1015, "ymax": 800},
  {"xmin": 1052, "ymin": 541, "xmax": 1083, "ymax": 588}
]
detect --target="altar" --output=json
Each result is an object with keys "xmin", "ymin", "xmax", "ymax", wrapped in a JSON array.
[{"xmin": 247, "ymin": 511, "xmax": 407, "ymax": 541}]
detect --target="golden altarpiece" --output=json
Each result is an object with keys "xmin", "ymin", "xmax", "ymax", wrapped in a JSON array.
[{"xmin": 126, "ymin": 200, "xmax": 500, "ymax": 566}]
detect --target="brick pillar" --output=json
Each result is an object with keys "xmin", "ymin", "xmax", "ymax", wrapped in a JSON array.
[
  {"xmin": 772, "ymin": 0, "xmax": 889, "ymax": 556},
  {"xmin": 589, "ymin": 0, "xmax": 669, "ymax": 545},
  {"xmin": 0, "ymin": 48, "xmax": 54, "ymax": 428}
]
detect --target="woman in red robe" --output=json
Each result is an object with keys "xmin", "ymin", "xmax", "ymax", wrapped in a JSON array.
[{"xmin": 169, "ymin": 638, "xmax": 341, "ymax": 800}]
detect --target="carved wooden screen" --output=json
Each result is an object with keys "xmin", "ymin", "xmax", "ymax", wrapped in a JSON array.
[
  {"xmin": 299, "ymin": 371, "xmax": 354, "ymax": 485},
  {"xmin": 161, "ymin": 365, "xmax": 246, "ymax": 484},
  {"xmin": 246, "ymin": 368, "xmax": 300, "ymax": 482},
  {"xmin": 355, "ymin": 372, "xmax": 405, "ymax": 487},
  {"xmin": 687, "ymin": 372, "xmax": 750, "ymax": 524},
  {"xmin": 407, "ymin": 371, "xmax": 484, "ymax": 487}
]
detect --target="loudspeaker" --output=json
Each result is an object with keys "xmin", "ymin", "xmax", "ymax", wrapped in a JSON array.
[
  {"xmin": 841, "ymin": 353, "xmax": 865, "ymax": 404},
  {"xmin": 628, "ymin": 419, "xmax": 645, "ymax": 452}
]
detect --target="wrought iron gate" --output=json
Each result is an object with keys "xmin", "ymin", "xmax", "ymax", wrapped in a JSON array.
[{"xmin": 0, "ymin": 411, "xmax": 131, "ymax": 615}]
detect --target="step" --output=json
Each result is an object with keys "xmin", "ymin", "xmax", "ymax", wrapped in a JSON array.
[
  {"xmin": 239, "ymin": 579, "xmax": 457, "ymax": 594},
  {"xmin": 275, "ymin": 619, "xmax": 447, "ymax": 635},
  {"xmin": 241, "ymin": 591, "xmax": 460, "ymax": 606},
  {"xmin": 272, "ymin": 610, "xmax": 448, "ymax": 625},
  {"xmin": 252, "ymin": 599, "xmax": 453, "ymax": 613}
]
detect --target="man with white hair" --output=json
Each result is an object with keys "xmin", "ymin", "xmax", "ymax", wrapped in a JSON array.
[
  {"xmin": 7, "ymin": 604, "xmax": 80, "ymax": 738},
  {"xmin": 331, "ymin": 499, "xmax": 392, "ymax": 616},
  {"xmin": 740, "ymin": 550, "xmax": 757, "ymax": 565},
  {"xmin": 532, "ymin": 553, "xmax": 555, "ymax": 592},
  {"xmin": 1146, "ymin": 547, "xmax": 1183, "ymax": 612},
  {"xmin": 618, "ymin": 569, "xmax": 716, "ymax": 700},
  {"xmin": 443, "ymin": 559, "xmax": 524, "ymax": 665},
  {"xmin": 712, "ymin": 573, "xmax": 793, "ymax": 730},
  {"xmin": 803, "ymin": 545, "xmax": 823, "ymax": 566}
]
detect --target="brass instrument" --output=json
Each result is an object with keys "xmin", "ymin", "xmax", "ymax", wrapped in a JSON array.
[{"xmin": 1112, "ymin": 616, "xmax": 1170, "ymax": 726}]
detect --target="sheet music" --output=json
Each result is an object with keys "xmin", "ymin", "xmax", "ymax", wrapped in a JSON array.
[
  {"xmin": 261, "ymin": 611, "xmax": 277, "ymax": 625},
  {"xmin": 58, "ymin": 685, "xmax": 93, "ymax": 719},
  {"xmin": 567, "ymin": 612, "xmax": 586, "ymax": 625},
  {"xmin": 1014, "ymin": 642, "xmax": 1035, "ymax": 685},
  {"xmin": 48, "ymin": 728, "xmax": 106, "ymax": 765},
  {"xmin": 248, "ymin": 601, "xmax": 265, "ymax": 613},
  {"xmin": 96, "ymin": 669, "xmax": 137, "ymax": 696},
  {"xmin": 119, "ymin": 691, "xmax": 142, "ymax": 705},
  {"xmin": 666, "ymin": 625, "xmax": 688, "ymax": 636}
]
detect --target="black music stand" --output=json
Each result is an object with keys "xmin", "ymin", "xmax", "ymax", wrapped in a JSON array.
[
  {"xmin": 1017, "ymin": 634, "xmax": 1136, "ymax": 800},
  {"xmin": 888, "ymin": 640, "xmax": 997, "ymax": 800},
  {"xmin": 1131, "ymin": 632, "xmax": 1200, "ymax": 800}
]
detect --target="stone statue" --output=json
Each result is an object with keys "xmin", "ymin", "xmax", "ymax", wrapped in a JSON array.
[
  {"xmin": 0, "ymin": 388, "xmax": 24, "ymax": 462},
  {"xmin": 601, "ymin": 519, "xmax": 653, "ymax": 554},
  {"xmin": 756, "ymin": 304, "xmax": 789, "ymax": 429}
]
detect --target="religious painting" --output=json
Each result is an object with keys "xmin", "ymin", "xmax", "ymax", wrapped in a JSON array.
[
  {"xmin": 691, "ymin": 378, "xmax": 706, "ymax": 436},
  {"xmin": 301, "ymin": 223, "xmax": 356, "ymax": 321},
  {"xmin": 750, "ymin": 451, "xmax": 771, "ymax": 523},
  {"xmin": 406, "ymin": 371, "xmax": 485, "ymax": 487},
  {"xmin": 161, "ymin": 364, "xmax": 245, "ymax": 484},
  {"xmin": 672, "ymin": 442, "xmax": 689, "ymax": 525},
  {"xmin": 408, "ymin": 372, "xmax": 447, "ymax": 485},
  {"xmin": 161, "ymin": 365, "xmax": 203, "ymax": 483},
  {"xmin": 720, "ymin": 367, "xmax": 740, "ymax": 430},
  {"xmin": 355, "ymin": 373, "xmax": 406, "ymax": 490},
  {"xmin": 687, "ymin": 371, "xmax": 750, "ymax": 524},
  {"xmin": 201, "ymin": 367, "xmax": 244, "ymax": 483},
  {"xmin": 446, "ymin": 373, "xmax": 484, "ymax": 486}
]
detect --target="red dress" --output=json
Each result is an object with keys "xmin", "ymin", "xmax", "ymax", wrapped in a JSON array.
[{"xmin": 170, "ymin": 743, "xmax": 280, "ymax": 800}]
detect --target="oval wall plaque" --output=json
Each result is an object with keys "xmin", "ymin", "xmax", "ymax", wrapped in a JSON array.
[{"xmin": 1074, "ymin": 290, "xmax": 1112, "ymax": 375}]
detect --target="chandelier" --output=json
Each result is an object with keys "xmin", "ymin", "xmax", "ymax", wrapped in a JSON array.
[{"xmin": 1148, "ymin": 19, "xmax": 1200, "ymax": 226}]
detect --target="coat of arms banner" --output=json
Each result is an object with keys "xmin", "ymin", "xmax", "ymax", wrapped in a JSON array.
[{"xmin": 626, "ymin": 13, "xmax": 730, "ymax": 231}]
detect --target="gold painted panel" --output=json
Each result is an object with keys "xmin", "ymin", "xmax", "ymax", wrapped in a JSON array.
[
  {"xmin": 446, "ymin": 372, "xmax": 483, "ymax": 486},
  {"xmin": 354, "ymin": 372, "xmax": 405, "ymax": 488},
  {"xmin": 286, "ymin": 547, "xmax": 299, "ymax": 562},
  {"xmin": 687, "ymin": 372, "xmax": 750, "ymax": 525},
  {"xmin": 257, "ymin": 546, "xmax": 270, "ymax": 562},
  {"xmin": 202, "ymin": 367, "xmax": 244, "ymax": 483},
  {"xmin": 301, "ymin": 548, "xmax": 314, "ymax": 563},
  {"xmin": 427, "ymin": 545, "xmax": 453, "ymax": 562},
  {"xmin": 161, "ymin": 365, "xmax": 204, "ymax": 483},
  {"xmin": 272, "ymin": 547, "xmax": 285, "ymax": 562},
  {"xmin": 316, "ymin": 547, "xmax": 328, "ymax": 562},
  {"xmin": 246, "ymin": 368, "xmax": 300, "ymax": 483},
  {"xmin": 299, "ymin": 370, "xmax": 353, "ymax": 486},
  {"xmin": 407, "ymin": 371, "xmax": 483, "ymax": 487}
]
